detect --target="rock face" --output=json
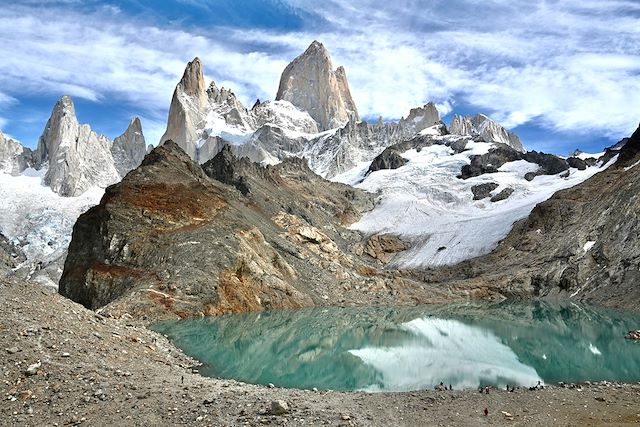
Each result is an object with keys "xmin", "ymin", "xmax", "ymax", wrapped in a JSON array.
[
  {"xmin": 111, "ymin": 117, "xmax": 146, "ymax": 177},
  {"xmin": 450, "ymin": 114, "xmax": 524, "ymax": 152},
  {"xmin": 59, "ymin": 141, "xmax": 448, "ymax": 320},
  {"xmin": 367, "ymin": 149, "xmax": 408, "ymax": 174},
  {"xmin": 471, "ymin": 183, "xmax": 499, "ymax": 200},
  {"xmin": 159, "ymin": 58, "xmax": 210, "ymax": 160},
  {"xmin": 276, "ymin": 41, "xmax": 359, "ymax": 131},
  {"xmin": 35, "ymin": 96, "xmax": 121, "ymax": 197},
  {"xmin": 0, "ymin": 132, "xmax": 33, "ymax": 175}
]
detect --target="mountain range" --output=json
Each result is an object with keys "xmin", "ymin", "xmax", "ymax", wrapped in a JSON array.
[{"xmin": 0, "ymin": 40, "xmax": 636, "ymax": 318}]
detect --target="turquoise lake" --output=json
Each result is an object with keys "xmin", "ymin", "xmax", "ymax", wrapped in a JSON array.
[{"xmin": 151, "ymin": 302, "xmax": 640, "ymax": 392}]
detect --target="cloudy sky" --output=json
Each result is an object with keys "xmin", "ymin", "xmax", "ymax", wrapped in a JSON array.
[{"xmin": 1, "ymin": 0, "xmax": 639, "ymax": 154}]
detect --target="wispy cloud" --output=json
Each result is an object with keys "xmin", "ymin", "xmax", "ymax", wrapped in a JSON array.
[{"xmin": 0, "ymin": 0, "xmax": 638, "ymax": 151}]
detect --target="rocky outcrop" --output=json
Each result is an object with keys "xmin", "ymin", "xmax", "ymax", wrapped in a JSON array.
[
  {"xmin": 460, "ymin": 145, "xmax": 570, "ymax": 180},
  {"xmin": 471, "ymin": 183, "xmax": 499, "ymax": 200},
  {"xmin": 398, "ymin": 103, "xmax": 441, "ymax": 134},
  {"xmin": 450, "ymin": 114, "xmax": 524, "ymax": 152},
  {"xmin": 111, "ymin": 117, "xmax": 146, "ymax": 177},
  {"xmin": 276, "ymin": 41, "xmax": 359, "ymax": 131},
  {"xmin": 0, "ymin": 132, "xmax": 33, "ymax": 175},
  {"xmin": 35, "ymin": 96, "xmax": 120, "ymax": 197},
  {"xmin": 362, "ymin": 234, "xmax": 410, "ymax": 263},
  {"xmin": 490, "ymin": 187, "xmax": 514, "ymax": 202},
  {"xmin": 60, "ymin": 141, "xmax": 448, "ymax": 320},
  {"xmin": 0, "ymin": 232, "xmax": 25, "ymax": 272},
  {"xmin": 367, "ymin": 149, "xmax": 408, "ymax": 174}
]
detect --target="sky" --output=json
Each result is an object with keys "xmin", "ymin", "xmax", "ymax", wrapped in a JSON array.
[{"xmin": 0, "ymin": 0, "xmax": 639, "ymax": 154}]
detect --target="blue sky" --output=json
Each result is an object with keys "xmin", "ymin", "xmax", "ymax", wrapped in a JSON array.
[{"xmin": 1, "ymin": 0, "xmax": 639, "ymax": 154}]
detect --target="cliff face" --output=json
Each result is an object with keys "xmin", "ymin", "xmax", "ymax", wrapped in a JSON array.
[
  {"xmin": 59, "ymin": 141, "xmax": 453, "ymax": 320},
  {"xmin": 276, "ymin": 41, "xmax": 359, "ymax": 131}
]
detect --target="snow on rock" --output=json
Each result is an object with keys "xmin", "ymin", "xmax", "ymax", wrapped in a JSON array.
[
  {"xmin": 583, "ymin": 241, "xmax": 596, "ymax": 252},
  {"xmin": 347, "ymin": 136, "xmax": 612, "ymax": 269}
]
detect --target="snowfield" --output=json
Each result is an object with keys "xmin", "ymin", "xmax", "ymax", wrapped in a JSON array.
[
  {"xmin": 340, "ymin": 138, "xmax": 613, "ymax": 269},
  {"xmin": 0, "ymin": 168, "xmax": 103, "ymax": 266}
]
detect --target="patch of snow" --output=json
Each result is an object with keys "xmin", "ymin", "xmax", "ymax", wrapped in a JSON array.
[
  {"xmin": 583, "ymin": 241, "xmax": 596, "ymax": 252},
  {"xmin": 419, "ymin": 125, "xmax": 443, "ymax": 136},
  {"xmin": 348, "ymin": 137, "xmax": 614, "ymax": 268},
  {"xmin": 576, "ymin": 151, "xmax": 604, "ymax": 160},
  {"xmin": 624, "ymin": 160, "xmax": 640, "ymax": 171}
]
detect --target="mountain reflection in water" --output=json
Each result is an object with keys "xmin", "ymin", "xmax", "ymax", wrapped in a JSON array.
[{"xmin": 152, "ymin": 302, "xmax": 640, "ymax": 392}]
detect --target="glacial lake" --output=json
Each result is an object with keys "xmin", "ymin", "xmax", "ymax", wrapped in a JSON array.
[{"xmin": 151, "ymin": 302, "xmax": 640, "ymax": 392}]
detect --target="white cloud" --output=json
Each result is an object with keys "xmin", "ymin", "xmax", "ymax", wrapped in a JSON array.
[{"xmin": 0, "ymin": 0, "xmax": 638, "ymax": 150}]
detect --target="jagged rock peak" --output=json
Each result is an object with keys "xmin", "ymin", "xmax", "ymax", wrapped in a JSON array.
[
  {"xmin": 0, "ymin": 131, "xmax": 33, "ymax": 175},
  {"xmin": 178, "ymin": 57, "xmax": 206, "ymax": 98},
  {"xmin": 276, "ymin": 40, "xmax": 359, "ymax": 131},
  {"xmin": 111, "ymin": 116, "xmax": 147, "ymax": 178},
  {"xmin": 400, "ymin": 102, "xmax": 441, "ymax": 133},
  {"xmin": 36, "ymin": 95, "xmax": 120, "ymax": 196},
  {"xmin": 450, "ymin": 113, "xmax": 524, "ymax": 152}
]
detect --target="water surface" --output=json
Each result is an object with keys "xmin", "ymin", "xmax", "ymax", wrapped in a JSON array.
[{"xmin": 152, "ymin": 302, "xmax": 640, "ymax": 392}]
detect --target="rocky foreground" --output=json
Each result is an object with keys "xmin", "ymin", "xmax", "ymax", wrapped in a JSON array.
[{"xmin": 2, "ymin": 277, "xmax": 640, "ymax": 427}]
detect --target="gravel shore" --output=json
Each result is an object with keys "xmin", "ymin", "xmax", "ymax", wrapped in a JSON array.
[{"xmin": 2, "ymin": 278, "xmax": 639, "ymax": 426}]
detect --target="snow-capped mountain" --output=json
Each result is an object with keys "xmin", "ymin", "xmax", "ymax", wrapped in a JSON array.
[
  {"xmin": 0, "ymin": 39, "xmax": 617, "ymax": 293},
  {"xmin": 158, "ymin": 42, "xmax": 448, "ymax": 178}
]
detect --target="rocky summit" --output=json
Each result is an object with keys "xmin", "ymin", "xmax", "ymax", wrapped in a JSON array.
[
  {"xmin": 59, "ymin": 141, "xmax": 461, "ymax": 320},
  {"xmin": 276, "ymin": 40, "xmax": 359, "ymax": 131}
]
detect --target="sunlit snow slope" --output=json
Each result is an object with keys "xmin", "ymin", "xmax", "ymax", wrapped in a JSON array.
[{"xmin": 337, "ymin": 136, "xmax": 613, "ymax": 269}]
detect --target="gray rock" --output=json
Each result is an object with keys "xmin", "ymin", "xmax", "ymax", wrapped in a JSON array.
[
  {"xmin": 6, "ymin": 346, "xmax": 19, "ymax": 354},
  {"xmin": 25, "ymin": 361, "xmax": 41, "ymax": 376},
  {"xmin": 471, "ymin": 183, "xmax": 499, "ymax": 200},
  {"xmin": 270, "ymin": 400, "xmax": 289, "ymax": 415},
  {"xmin": 35, "ymin": 96, "xmax": 120, "ymax": 196},
  {"xmin": 111, "ymin": 117, "xmax": 146, "ymax": 177},
  {"xmin": 490, "ymin": 187, "xmax": 514, "ymax": 202},
  {"xmin": 276, "ymin": 41, "xmax": 359, "ymax": 131},
  {"xmin": 567, "ymin": 156, "xmax": 587, "ymax": 170},
  {"xmin": 367, "ymin": 149, "xmax": 408, "ymax": 174},
  {"xmin": 0, "ymin": 132, "xmax": 33, "ymax": 175}
]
